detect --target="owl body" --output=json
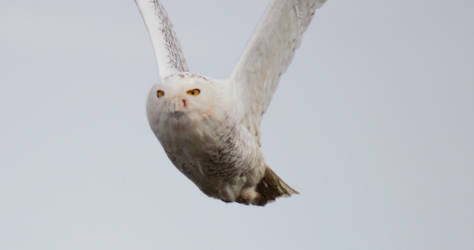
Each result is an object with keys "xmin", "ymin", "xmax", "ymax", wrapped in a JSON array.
[{"xmin": 147, "ymin": 74, "xmax": 265, "ymax": 202}]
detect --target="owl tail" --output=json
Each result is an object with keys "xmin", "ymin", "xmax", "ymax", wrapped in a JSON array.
[{"xmin": 254, "ymin": 166, "xmax": 299, "ymax": 206}]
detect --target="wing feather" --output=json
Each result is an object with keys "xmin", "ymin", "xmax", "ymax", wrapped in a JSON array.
[
  {"xmin": 136, "ymin": 0, "xmax": 189, "ymax": 78},
  {"xmin": 230, "ymin": 0, "xmax": 326, "ymax": 138}
]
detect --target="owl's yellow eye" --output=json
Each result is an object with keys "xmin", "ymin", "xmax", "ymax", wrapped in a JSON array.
[
  {"xmin": 157, "ymin": 90, "xmax": 165, "ymax": 98},
  {"xmin": 187, "ymin": 89, "xmax": 201, "ymax": 96}
]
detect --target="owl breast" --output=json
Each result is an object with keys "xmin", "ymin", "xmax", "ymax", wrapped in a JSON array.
[{"xmin": 154, "ymin": 112, "xmax": 264, "ymax": 200}]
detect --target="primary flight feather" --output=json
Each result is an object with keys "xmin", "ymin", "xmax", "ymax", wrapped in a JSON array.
[{"xmin": 135, "ymin": 0, "xmax": 327, "ymax": 206}]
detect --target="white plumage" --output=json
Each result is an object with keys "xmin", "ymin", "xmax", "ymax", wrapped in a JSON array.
[{"xmin": 136, "ymin": 0, "xmax": 327, "ymax": 206}]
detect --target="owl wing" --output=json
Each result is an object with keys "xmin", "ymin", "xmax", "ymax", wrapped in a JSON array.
[
  {"xmin": 135, "ymin": 0, "xmax": 189, "ymax": 79},
  {"xmin": 229, "ymin": 0, "xmax": 326, "ymax": 139}
]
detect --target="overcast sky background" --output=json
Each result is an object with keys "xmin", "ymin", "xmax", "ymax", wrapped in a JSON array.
[{"xmin": 1, "ymin": 0, "xmax": 473, "ymax": 250}]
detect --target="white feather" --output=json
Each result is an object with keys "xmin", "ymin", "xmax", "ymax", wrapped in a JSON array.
[
  {"xmin": 135, "ymin": 0, "xmax": 189, "ymax": 79},
  {"xmin": 230, "ymin": 0, "xmax": 327, "ymax": 138}
]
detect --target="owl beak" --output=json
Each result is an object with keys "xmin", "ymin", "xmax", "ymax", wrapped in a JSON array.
[{"xmin": 169, "ymin": 96, "xmax": 188, "ymax": 113}]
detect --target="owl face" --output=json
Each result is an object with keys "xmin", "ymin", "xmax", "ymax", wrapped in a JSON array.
[{"xmin": 146, "ymin": 73, "xmax": 220, "ymax": 131}]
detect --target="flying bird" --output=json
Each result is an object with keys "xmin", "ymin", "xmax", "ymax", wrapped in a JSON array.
[{"xmin": 135, "ymin": 0, "xmax": 327, "ymax": 206}]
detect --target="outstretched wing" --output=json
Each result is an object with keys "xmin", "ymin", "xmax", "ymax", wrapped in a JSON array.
[
  {"xmin": 136, "ymin": 0, "xmax": 189, "ymax": 78},
  {"xmin": 230, "ymin": 0, "xmax": 326, "ymax": 139}
]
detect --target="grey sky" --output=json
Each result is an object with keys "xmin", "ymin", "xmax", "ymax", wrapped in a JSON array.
[{"xmin": 1, "ymin": 1, "xmax": 473, "ymax": 250}]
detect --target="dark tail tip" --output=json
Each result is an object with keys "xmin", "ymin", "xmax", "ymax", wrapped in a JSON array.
[{"xmin": 254, "ymin": 167, "xmax": 299, "ymax": 206}]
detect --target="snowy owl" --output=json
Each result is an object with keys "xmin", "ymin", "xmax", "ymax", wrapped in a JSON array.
[{"xmin": 135, "ymin": 0, "xmax": 327, "ymax": 206}]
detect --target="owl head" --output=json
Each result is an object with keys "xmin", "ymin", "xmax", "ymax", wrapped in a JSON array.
[{"xmin": 146, "ymin": 73, "xmax": 224, "ymax": 133}]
